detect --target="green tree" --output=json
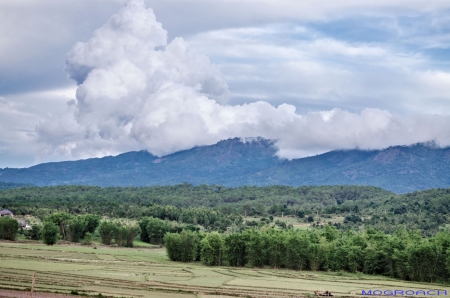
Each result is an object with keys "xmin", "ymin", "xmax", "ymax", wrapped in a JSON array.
[
  {"xmin": 80, "ymin": 214, "xmax": 101, "ymax": 234},
  {"xmin": 115, "ymin": 226, "xmax": 127, "ymax": 246},
  {"xmin": 0, "ymin": 216, "xmax": 19, "ymax": 241},
  {"xmin": 267, "ymin": 230, "xmax": 286, "ymax": 268},
  {"xmin": 68, "ymin": 217, "xmax": 87, "ymax": 242},
  {"xmin": 224, "ymin": 233, "xmax": 248, "ymax": 267},
  {"xmin": 164, "ymin": 233, "xmax": 183, "ymax": 261},
  {"xmin": 322, "ymin": 225, "xmax": 339, "ymax": 242},
  {"xmin": 246, "ymin": 230, "xmax": 267, "ymax": 267},
  {"xmin": 164, "ymin": 230, "xmax": 199, "ymax": 262},
  {"xmin": 98, "ymin": 221, "xmax": 117, "ymax": 245},
  {"xmin": 200, "ymin": 232, "xmax": 223, "ymax": 266},
  {"xmin": 29, "ymin": 225, "xmax": 42, "ymax": 240},
  {"xmin": 83, "ymin": 232, "xmax": 93, "ymax": 245},
  {"xmin": 284, "ymin": 232, "xmax": 309, "ymax": 270},
  {"xmin": 308, "ymin": 242, "xmax": 323, "ymax": 271},
  {"xmin": 145, "ymin": 217, "xmax": 172, "ymax": 245},
  {"xmin": 179, "ymin": 230, "xmax": 199, "ymax": 262},
  {"xmin": 139, "ymin": 217, "xmax": 152, "ymax": 242},
  {"xmin": 42, "ymin": 221, "xmax": 59, "ymax": 245},
  {"xmin": 44, "ymin": 212, "xmax": 73, "ymax": 240},
  {"xmin": 123, "ymin": 225, "xmax": 140, "ymax": 247}
]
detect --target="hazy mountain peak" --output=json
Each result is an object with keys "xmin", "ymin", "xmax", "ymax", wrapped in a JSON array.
[{"xmin": 0, "ymin": 138, "xmax": 449, "ymax": 193}]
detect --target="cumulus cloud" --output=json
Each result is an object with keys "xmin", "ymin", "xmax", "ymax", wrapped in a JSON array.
[{"xmin": 35, "ymin": 0, "xmax": 450, "ymax": 161}]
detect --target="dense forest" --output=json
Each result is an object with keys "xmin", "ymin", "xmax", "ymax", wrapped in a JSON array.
[
  {"xmin": 0, "ymin": 183, "xmax": 391, "ymax": 215},
  {"xmin": 1, "ymin": 184, "xmax": 450, "ymax": 235}
]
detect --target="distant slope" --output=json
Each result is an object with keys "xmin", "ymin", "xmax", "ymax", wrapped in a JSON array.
[
  {"xmin": 0, "ymin": 184, "xmax": 393, "ymax": 211},
  {"xmin": 0, "ymin": 182, "xmax": 33, "ymax": 190},
  {"xmin": 268, "ymin": 144, "xmax": 450, "ymax": 193},
  {"xmin": 0, "ymin": 138, "xmax": 449, "ymax": 193}
]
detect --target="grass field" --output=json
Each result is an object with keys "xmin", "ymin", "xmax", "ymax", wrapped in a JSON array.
[
  {"xmin": 1, "ymin": 241, "xmax": 449, "ymax": 298},
  {"xmin": 244, "ymin": 215, "xmax": 346, "ymax": 231}
]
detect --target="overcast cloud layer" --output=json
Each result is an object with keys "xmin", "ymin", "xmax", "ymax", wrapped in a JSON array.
[{"xmin": 1, "ymin": 0, "xmax": 450, "ymax": 167}]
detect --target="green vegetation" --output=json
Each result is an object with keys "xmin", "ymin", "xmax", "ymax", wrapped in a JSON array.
[
  {"xmin": 0, "ymin": 242, "xmax": 448, "ymax": 298},
  {"xmin": 2, "ymin": 183, "xmax": 450, "ymax": 295},
  {"xmin": 0, "ymin": 216, "xmax": 19, "ymax": 241},
  {"xmin": 0, "ymin": 184, "xmax": 391, "ymax": 216},
  {"xmin": 164, "ymin": 230, "xmax": 199, "ymax": 262},
  {"xmin": 164, "ymin": 226, "xmax": 450, "ymax": 283},
  {"xmin": 2, "ymin": 184, "xmax": 450, "ymax": 236},
  {"xmin": 97, "ymin": 221, "xmax": 117, "ymax": 245},
  {"xmin": 41, "ymin": 221, "xmax": 59, "ymax": 245}
]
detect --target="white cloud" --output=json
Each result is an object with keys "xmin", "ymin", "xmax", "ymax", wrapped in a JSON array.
[
  {"xmin": 187, "ymin": 24, "xmax": 450, "ymax": 114},
  {"xmin": 33, "ymin": 0, "xmax": 450, "ymax": 163},
  {"xmin": 0, "ymin": 87, "xmax": 76, "ymax": 167}
]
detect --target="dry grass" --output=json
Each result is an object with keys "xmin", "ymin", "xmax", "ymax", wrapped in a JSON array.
[{"xmin": 0, "ymin": 241, "xmax": 448, "ymax": 298}]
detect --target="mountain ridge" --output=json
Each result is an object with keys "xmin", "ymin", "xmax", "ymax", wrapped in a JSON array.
[{"xmin": 0, "ymin": 138, "xmax": 449, "ymax": 193}]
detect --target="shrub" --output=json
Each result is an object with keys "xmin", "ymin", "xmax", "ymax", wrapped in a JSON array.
[
  {"xmin": 98, "ymin": 221, "xmax": 117, "ymax": 245},
  {"xmin": 0, "ymin": 216, "xmax": 19, "ymax": 241},
  {"xmin": 29, "ymin": 225, "xmax": 42, "ymax": 240},
  {"xmin": 164, "ymin": 230, "xmax": 199, "ymax": 262},
  {"xmin": 42, "ymin": 222, "xmax": 59, "ymax": 245},
  {"xmin": 83, "ymin": 232, "xmax": 92, "ymax": 245}
]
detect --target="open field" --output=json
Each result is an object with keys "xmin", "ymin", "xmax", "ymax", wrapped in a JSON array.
[
  {"xmin": 244, "ymin": 216, "xmax": 346, "ymax": 230},
  {"xmin": 0, "ymin": 241, "xmax": 449, "ymax": 298}
]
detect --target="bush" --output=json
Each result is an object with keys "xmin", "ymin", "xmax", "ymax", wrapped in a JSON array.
[
  {"xmin": 145, "ymin": 218, "xmax": 172, "ymax": 245},
  {"xmin": 29, "ymin": 225, "xmax": 42, "ymax": 240},
  {"xmin": 0, "ymin": 216, "xmax": 19, "ymax": 241},
  {"xmin": 164, "ymin": 230, "xmax": 199, "ymax": 262},
  {"xmin": 123, "ymin": 225, "xmax": 140, "ymax": 247},
  {"xmin": 42, "ymin": 222, "xmax": 59, "ymax": 245},
  {"xmin": 83, "ymin": 232, "xmax": 92, "ymax": 245},
  {"xmin": 68, "ymin": 217, "xmax": 87, "ymax": 242},
  {"xmin": 98, "ymin": 221, "xmax": 117, "ymax": 245},
  {"xmin": 113, "ymin": 224, "xmax": 139, "ymax": 247},
  {"xmin": 344, "ymin": 214, "xmax": 362, "ymax": 224}
]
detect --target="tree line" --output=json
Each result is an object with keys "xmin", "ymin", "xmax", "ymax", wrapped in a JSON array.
[
  {"xmin": 21, "ymin": 212, "xmax": 140, "ymax": 247},
  {"xmin": 0, "ymin": 184, "xmax": 391, "ymax": 218},
  {"xmin": 164, "ymin": 226, "xmax": 450, "ymax": 283}
]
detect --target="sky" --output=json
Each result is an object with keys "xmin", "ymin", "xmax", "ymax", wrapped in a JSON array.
[{"xmin": 1, "ymin": 0, "xmax": 450, "ymax": 168}]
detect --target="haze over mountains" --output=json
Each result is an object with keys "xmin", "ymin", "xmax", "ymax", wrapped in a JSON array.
[{"xmin": 0, "ymin": 138, "xmax": 449, "ymax": 193}]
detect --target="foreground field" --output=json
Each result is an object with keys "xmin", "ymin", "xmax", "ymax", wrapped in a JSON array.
[{"xmin": 0, "ymin": 242, "xmax": 448, "ymax": 298}]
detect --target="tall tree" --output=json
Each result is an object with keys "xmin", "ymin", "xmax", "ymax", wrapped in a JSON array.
[
  {"xmin": 201, "ymin": 233, "xmax": 223, "ymax": 266},
  {"xmin": 41, "ymin": 222, "xmax": 59, "ymax": 245},
  {"xmin": 0, "ymin": 216, "xmax": 19, "ymax": 241}
]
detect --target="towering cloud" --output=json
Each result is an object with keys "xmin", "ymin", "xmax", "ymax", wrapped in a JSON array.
[{"xmin": 35, "ymin": 0, "xmax": 450, "ymax": 161}]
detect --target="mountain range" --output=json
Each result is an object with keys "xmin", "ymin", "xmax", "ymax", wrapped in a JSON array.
[{"xmin": 0, "ymin": 138, "xmax": 449, "ymax": 193}]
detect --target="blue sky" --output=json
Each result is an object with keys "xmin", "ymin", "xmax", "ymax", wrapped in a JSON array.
[{"xmin": 1, "ymin": 0, "xmax": 450, "ymax": 168}]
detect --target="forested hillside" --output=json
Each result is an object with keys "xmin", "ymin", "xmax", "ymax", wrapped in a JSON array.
[
  {"xmin": 0, "ymin": 184, "xmax": 391, "ymax": 216},
  {"xmin": 0, "ymin": 182, "xmax": 33, "ymax": 190},
  {"xmin": 1, "ymin": 138, "xmax": 449, "ymax": 192}
]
